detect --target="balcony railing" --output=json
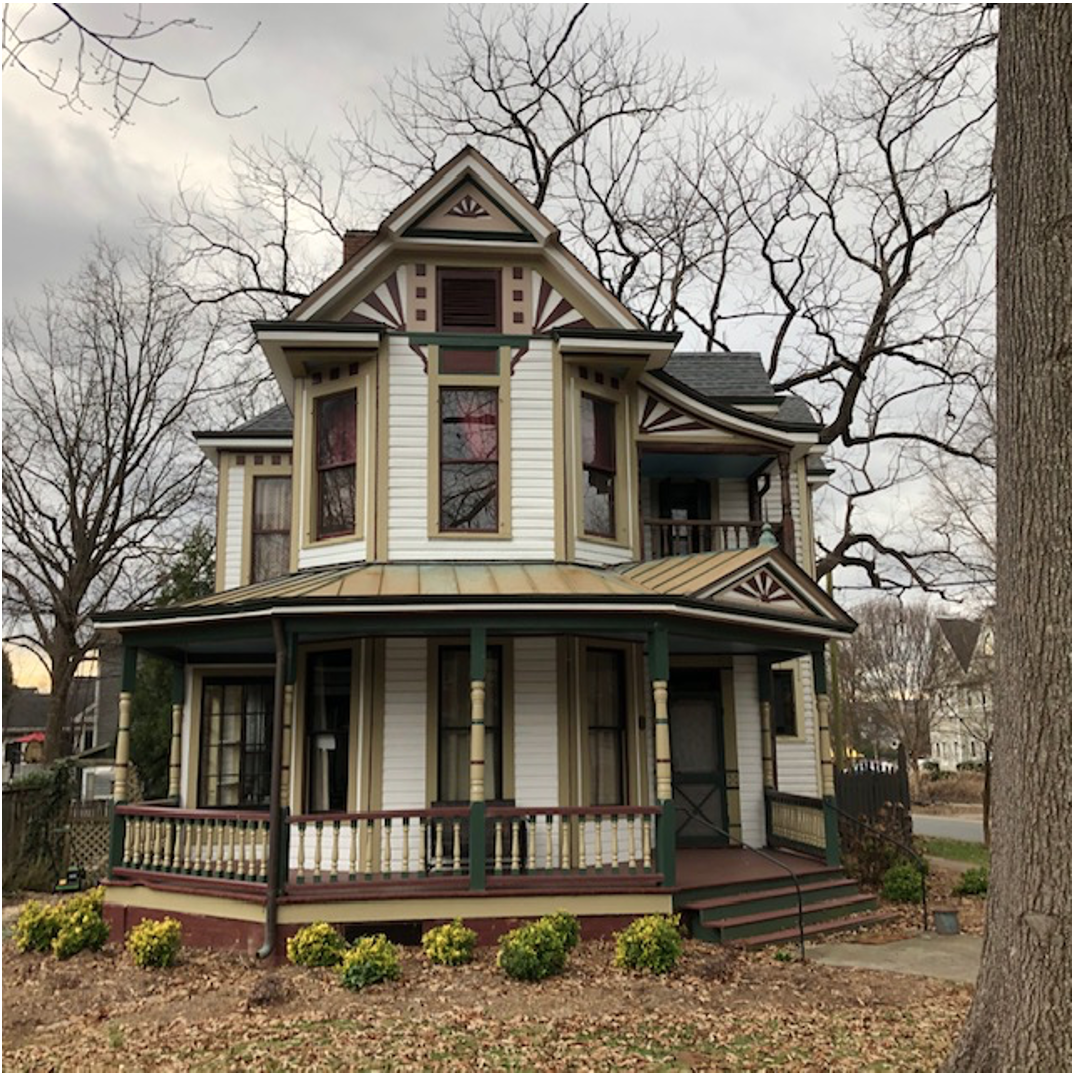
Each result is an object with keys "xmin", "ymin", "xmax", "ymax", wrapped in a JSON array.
[{"xmin": 642, "ymin": 518, "xmax": 777, "ymax": 560}]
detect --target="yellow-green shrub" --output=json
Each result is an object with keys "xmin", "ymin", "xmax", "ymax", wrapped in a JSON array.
[
  {"xmin": 613, "ymin": 914, "xmax": 683, "ymax": 974},
  {"xmin": 13, "ymin": 899, "xmax": 65, "ymax": 953},
  {"xmin": 51, "ymin": 903, "xmax": 109, "ymax": 960},
  {"xmin": 497, "ymin": 919, "xmax": 567, "ymax": 981},
  {"xmin": 543, "ymin": 910, "xmax": 581, "ymax": 952},
  {"xmin": 286, "ymin": 921, "xmax": 348, "ymax": 967},
  {"xmin": 422, "ymin": 919, "xmax": 477, "ymax": 966},
  {"xmin": 339, "ymin": 934, "xmax": 400, "ymax": 990},
  {"xmin": 126, "ymin": 917, "xmax": 182, "ymax": 968}
]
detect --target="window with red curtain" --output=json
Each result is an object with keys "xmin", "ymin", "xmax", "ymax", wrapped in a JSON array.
[
  {"xmin": 581, "ymin": 394, "xmax": 616, "ymax": 538},
  {"xmin": 315, "ymin": 389, "xmax": 357, "ymax": 539},
  {"xmin": 440, "ymin": 387, "xmax": 498, "ymax": 531}
]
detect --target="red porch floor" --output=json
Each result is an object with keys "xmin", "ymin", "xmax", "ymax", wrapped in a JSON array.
[{"xmin": 673, "ymin": 847, "xmax": 832, "ymax": 892}]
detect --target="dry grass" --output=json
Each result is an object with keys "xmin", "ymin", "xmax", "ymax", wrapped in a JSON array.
[
  {"xmin": 910, "ymin": 770, "xmax": 984, "ymax": 806},
  {"xmin": 3, "ymin": 933, "xmax": 971, "ymax": 1072}
]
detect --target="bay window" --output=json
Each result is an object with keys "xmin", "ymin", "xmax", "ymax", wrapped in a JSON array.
[
  {"xmin": 440, "ymin": 387, "xmax": 498, "ymax": 531},
  {"xmin": 315, "ymin": 389, "xmax": 356, "ymax": 539},
  {"xmin": 581, "ymin": 394, "xmax": 616, "ymax": 538}
]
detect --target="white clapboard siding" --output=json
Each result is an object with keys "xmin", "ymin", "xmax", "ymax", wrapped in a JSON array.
[
  {"xmin": 717, "ymin": 477, "xmax": 751, "ymax": 522},
  {"xmin": 775, "ymin": 656, "xmax": 821, "ymax": 798},
  {"xmin": 381, "ymin": 638, "xmax": 427, "ymax": 811},
  {"xmin": 574, "ymin": 537, "xmax": 634, "ymax": 566},
  {"xmin": 732, "ymin": 656, "xmax": 765, "ymax": 847},
  {"xmin": 761, "ymin": 464, "xmax": 804, "ymax": 562},
  {"xmin": 223, "ymin": 464, "xmax": 245, "ymax": 590},
  {"xmin": 387, "ymin": 336, "xmax": 557, "ymax": 560},
  {"xmin": 297, "ymin": 538, "xmax": 366, "ymax": 569}
]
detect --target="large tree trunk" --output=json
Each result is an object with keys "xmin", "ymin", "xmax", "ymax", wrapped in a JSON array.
[{"xmin": 950, "ymin": 5, "xmax": 1071, "ymax": 1071}]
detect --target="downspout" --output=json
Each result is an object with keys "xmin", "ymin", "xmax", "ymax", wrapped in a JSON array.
[{"xmin": 258, "ymin": 616, "xmax": 288, "ymax": 959}]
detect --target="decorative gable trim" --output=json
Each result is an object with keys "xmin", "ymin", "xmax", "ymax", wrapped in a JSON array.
[
  {"xmin": 532, "ymin": 274, "xmax": 592, "ymax": 333},
  {"xmin": 638, "ymin": 389, "xmax": 710, "ymax": 434},
  {"xmin": 403, "ymin": 177, "xmax": 537, "ymax": 242},
  {"xmin": 348, "ymin": 269, "xmax": 407, "ymax": 331},
  {"xmin": 698, "ymin": 559, "xmax": 831, "ymax": 621},
  {"xmin": 729, "ymin": 568, "xmax": 796, "ymax": 605},
  {"xmin": 447, "ymin": 193, "xmax": 490, "ymax": 218}
]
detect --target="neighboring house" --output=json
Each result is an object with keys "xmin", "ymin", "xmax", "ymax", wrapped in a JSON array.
[
  {"xmin": 2, "ymin": 677, "xmax": 97, "ymax": 783},
  {"xmin": 927, "ymin": 614, "xmax": 994, "ymax": 771},
  {"xmin": 97, "ymin": 148, "xmax": 876, "ymax": 952}
]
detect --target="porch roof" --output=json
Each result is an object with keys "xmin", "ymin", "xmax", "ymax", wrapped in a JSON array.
[{"xmin": 97, "ymin": 548, "xmax": 855, "ymax": 644}]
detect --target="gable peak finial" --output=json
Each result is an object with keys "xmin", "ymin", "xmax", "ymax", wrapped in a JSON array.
[{"xmin": 758, "ymin": 522, "xmax": 778, "ymax": 548}]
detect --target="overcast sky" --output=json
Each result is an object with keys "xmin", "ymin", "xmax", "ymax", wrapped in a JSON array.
[{"xmin": 2, "ymin": 3, "xmax": 872, "ymax": 315}]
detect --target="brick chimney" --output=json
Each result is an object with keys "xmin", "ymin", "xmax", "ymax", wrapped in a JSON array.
[{"xmin": 343, "ymin": 230, "xmax": 376, "ymax": 263}]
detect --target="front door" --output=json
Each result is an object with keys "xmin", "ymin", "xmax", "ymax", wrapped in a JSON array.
[{"xmin": 669, "ymin": 668, "xmax": 728, "ymax": 847}]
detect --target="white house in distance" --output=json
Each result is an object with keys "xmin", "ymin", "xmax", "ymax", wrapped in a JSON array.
[
  {"xmin": 928, "ymin": 613, "xmax": 994, "ymax": 771},
  {"xmin": 97, "ymin": 148, "xmax": 887, "ymax": 955}
]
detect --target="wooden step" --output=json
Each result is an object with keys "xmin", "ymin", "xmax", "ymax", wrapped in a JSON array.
[
  {"xmin": 735, "ymin": 910, "xmax": 898, "ymax": 949},
  {"xmin": 707, "ymin": 894, "xmax": 878, "ymax": 940},
  {"xmin": 681, "ymin": 877, "xmax": 859, "ymax": 915}
]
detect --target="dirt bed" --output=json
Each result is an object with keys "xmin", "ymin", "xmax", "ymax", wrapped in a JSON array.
[{"xmin": 3, "ymin": 934, "xmax": 971, "ymax": 1072}]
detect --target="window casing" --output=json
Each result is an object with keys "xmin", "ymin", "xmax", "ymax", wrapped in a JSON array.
[
  {"xmin": 305, "ymin": 650, "xmax": 352, "ymax": 813},
  {"xmin": 438, "ymin": 645, "xmax": 502, "ymax": 802},
  {"xmin": 198, "ymin": 678, "xmax": 274, "ymax": 809},
  {"xmin": 251, "ymin": 475, "xmax": 292, "ymax": 582},
  {"xmin": 440, "ymin": 387, "xmax": 499, "ymax": 532},
  {"xmin": 586, "ymin": 648, "xmax": 628, "ymax": 805},
  {"xmin": 772, "ymin": 669, "xmax": 797, "ymax": 737},
  {"xmin": 437, "ymin": 268, "xmax": 501, "ymax": 333},
  {"xmin": 581, "ymin": 394, "xmax": 617, "ymax": 538},
  {"xmin": 314, "ymin": 389, "xmax": 357, "ymax": 539}
]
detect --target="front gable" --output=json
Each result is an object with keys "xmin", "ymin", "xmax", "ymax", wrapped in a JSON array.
[{"xmin": 403, "ymin": 178, "xmax": 537, "ymax": 242}]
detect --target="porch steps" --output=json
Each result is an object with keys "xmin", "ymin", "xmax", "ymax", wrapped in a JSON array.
[{"xmin": 678, "ymin": 869, "xmax": 893, "ymax": 948}]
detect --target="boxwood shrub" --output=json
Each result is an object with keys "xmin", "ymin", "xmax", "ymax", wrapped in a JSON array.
[
  {"xmin": 497, "ymin": 919, "xmax": 567, "ymax": 981},
  {"xmin": 613, "ymin": 914, "xmax": 683, "ymax": 974},
  {"xmin": 126, "ymin": 917, "xmax": 182, "ymax": 968},
  {"xmin": 339, "ymin": 934, "xmax": 400, "ymax": 991},
  {"xmin": 881, "ymin": 861, "xmax": 927, "ymax": 903},
  {"xmin": 422, "ymin": 919, "xmax": 478, "ymax": 966},
  {"xmin": 286, "ymin": 921, "xmax": 349, "ymax": 968}
]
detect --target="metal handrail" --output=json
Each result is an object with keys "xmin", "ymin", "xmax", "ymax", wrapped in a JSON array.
[
  {"xmin": 828, "ymin": 800, "xmax": 928, "ymax": 932},
  {"xmin": 681, "ymin": 807, "xmax": 808, "ymax": 962}
]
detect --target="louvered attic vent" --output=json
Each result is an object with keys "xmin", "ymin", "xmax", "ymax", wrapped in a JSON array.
[{"xmin": 438, "ymin": 268, "xmax": 501, "ymax": 332}]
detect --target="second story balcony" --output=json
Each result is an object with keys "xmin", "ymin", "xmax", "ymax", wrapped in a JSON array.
[{"xmin": 642, "ymin": 517, "xmax": 782, "ymax": 561}]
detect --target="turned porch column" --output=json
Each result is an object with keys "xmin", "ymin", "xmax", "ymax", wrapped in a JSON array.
[
  {"xmin": 112, "ymin": 646, "xmax": 138, "ymax": 802},
  {"xmin": 279, "ymin": 640, "xmax": 298, "ymax": 811},
  {"xmin": 468, "ymin": 626, "xmax": 488, "ymax": 891},
  {"xmin": 167, "ymin": 664, "xmax": 184, "ymax": 800},
  {"xmin": 812, "ymin": 649, "xmax": 840, "ymax": 866},
  {"xmin": 777, "ymin": 452, "xmax": 797, "ymax": 557},
  {"xmin": 649, "ymin": 625, "xmax": 676, "ymax": 886},
  {"xmin": 757, "ymin": 658, "xmax": 776, "ymax": 790}
]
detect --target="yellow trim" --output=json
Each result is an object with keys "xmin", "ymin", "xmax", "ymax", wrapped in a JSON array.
[
  {"xmin": 425, "ymin": 637, "xmax": 516, "ymax": 804},
  {"xmin": 557, "ymin": 637, "xmax": 573, "ymax": 809},
  {"xmin": 104, "ymin": 885, "xmax": 264, "ymax": 922},
  {"xmin": 368, "ymin": 639, "xmax": 386, "ymax": 812},
  {"xmin": 426, "ymin": 344, "xmax": 512, "ymax": 540},
  {"xmin": 797, "ymin": 457, "xmax": 815, "ymax": 576},
  {"xmin": 214, "ymin": 453, "xmax": 231, "ymax": 593},
  {"xmin": 552, "ymin": 342, "xmax": 567, "ymax": 559},
  {"xmin": 289, "ymin": 382, "xmax": 305, "ymax": 573},
  {"xmin": 772, "ymin": 657, "xmax": 807, "ymax": 743},
  {"xmin": 374, "ymin": 340, "xmax": 391, "ymax": 560},
  {"xmin": 239, "ymin": 455, "xmax": 294, "ymax": 587}
]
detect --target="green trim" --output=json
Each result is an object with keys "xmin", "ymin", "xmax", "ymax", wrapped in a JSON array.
[
  {"xmin": 406, "ymin": 332, "xmax": 531, "ymax": 348},
  {"xmin": 108, "ymin": 802, "xmax": 126, "ymax": 876},
  {"xmin": 757, "ymin": 658, "xmax": 773, "ymax": 703},
  {"xmin": 405, "ymin": 228, "xmax": 537, "ymax": 242},
  {"xmin": 121, "ymin": 647, "xmax": 139, "ymax": 692},
  {"xmin": 469, "ymin": 626, "xmax": 487, "ymax": 681},
  {"xmin": 823, "ymin": 796, "xmax": 841, "ymax": 867},
  {"xmin": 658, "ymin": 801, "xmax": 677, "ymax": 886},
  {"xmin": 402, "ymin": 175, "xmax": 538, "ymax": 242},
  {"xmin": 469, "ymin": 801, "xmax": 487, "ymax": 891},
  {"xmin": 170, "ymin": 663, "xmax": 185, "ymax": 705},
  {"xmin": 648, "ymin": 625, "xmax": 670, "ymax": 681},
  {"xmin": 286, "ymin": 632, "xmax": 299, "ymax": 685},
  {"xmin": 552, "ymin": 327, "xmax": 681, "ymax": 343},
  {"xmin": 812, "ymin": 650, "xmax": 828, "ymax": 695}
]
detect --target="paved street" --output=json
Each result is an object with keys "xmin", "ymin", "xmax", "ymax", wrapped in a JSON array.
[
  {"xmin": 809, "ymin": 934, "xmax": 982, "ymax": 983},
  {"xmin": 912, "ymin": 813, "xmax": 985, "ymax": 843}
]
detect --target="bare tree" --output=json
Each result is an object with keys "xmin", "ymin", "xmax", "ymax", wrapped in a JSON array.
[
  {"xmin": 2, "ymin": 3, "xmax": 257, "ymax": 132},
  {"xmin": 839, "ymin": 598, "xmax": 940, "ymax": 765},
  {"xmin": 951, "ymin": 5, "xmax": 1071, "ymax": 1069},
  {"xmin": 2, "ymin": 239, "xmax": 225, "ymax": 761}
]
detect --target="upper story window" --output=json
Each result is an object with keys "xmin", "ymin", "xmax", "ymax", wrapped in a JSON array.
[
  {"xmin": 315, "ymin": 389, "xmax": 356, "ymax": 539},
  {"xmin": 440, "ymin": 387, "xmax": 498, "ymax": 531},
  {"xmin": 438, "ymin": 268, "xmax": 501, "ymax": 333},
  {"xmin": 581, "ymin": 394, "xmax": 617, "ymax": 538},
  {"xmin": 251, "ymin": 476, "xmax": 291, "ymax": 582}
]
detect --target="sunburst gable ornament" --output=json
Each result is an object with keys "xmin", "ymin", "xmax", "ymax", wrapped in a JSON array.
[
  {"xmin": 731, "ymin": 569, "xmax": 794, "ymax": 604},
  {"xmin": 447, "ymin": 194, "xmax": 490, "ymax": 218}
]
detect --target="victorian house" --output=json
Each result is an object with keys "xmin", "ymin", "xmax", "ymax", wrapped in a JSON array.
[{"xmin": 98, "ymin": 148, "xmax": 885, "ymax": 953}]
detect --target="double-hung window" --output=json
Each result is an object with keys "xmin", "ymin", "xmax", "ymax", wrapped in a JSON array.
[
  {"xmin": 198, "ymin": 678, "xmax": 274, "ymax": 809},
  {"xmin": 438, "ymin": 645, "xmax": 502, "ymax": 802},
  {"xmin": 440, "ymin": 388, "xmax": 498, "ymax": 531},
  {"xmin": 251, "ymin": 475, "xmax": 292, "ymax": 582},
  {"xmin": 315, "ymin": 389, "xmax": 357, "ymax": 539},
  {"xmin": 586, "ymin": 648, "xmax": 628, "ymax": 805},
  {"xmin": 581, "ymin": 394, "xmax": 617, "ymax": 538}
]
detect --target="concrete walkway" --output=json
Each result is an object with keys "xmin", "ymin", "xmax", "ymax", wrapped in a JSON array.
[{"xmin": 807, "ymin": 933, "xmax": 982, "ymax": 984}]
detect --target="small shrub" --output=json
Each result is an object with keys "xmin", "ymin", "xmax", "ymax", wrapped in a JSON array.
[
  {"xmin": 497, "ymin": 919, "xmax": 567, "ymax": 981},
  {"xmin": 773, "ymin": 947, "xmax": 795, "ymax": 963},
  {"xmin": 286, "ymin": 921, "xmax": 349, "ymax": 968},
  {"xmin": 954, "ymin": 866, "xmax": 989, "ymax": 896},
  {"xmin": 126, "ymin": 917, "xmax": 182, "ymax": 968},
  {"xmin": 13, "ymin": 899, "xmax": 64, "ymax": 953},
  {"xmin": 422, "ymin": 919, "xmax": 477, "ymax": 966},
  {"xmin": 543, "ymin": 910, "xmax": 581, "ymax": 952},
  {"xmin": 64, "ymin": 886, "xmax": 105, "ymax": 917},
  {"xmin": 881, "ymin": 861, "xmax": 927, "ymax": 903},
  {"xmin": 51, "ymin": 902, "xmax": 109, "ymax": 959},
  {"xmin": 339, "ymin": 934, "xmax": 400, "ymax": 991},
  {"xmin": 613, "ymin": 914, "xmax": 683, "ymax": 974}
]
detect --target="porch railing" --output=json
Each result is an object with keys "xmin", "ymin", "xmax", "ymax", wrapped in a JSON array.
[
  {"xmin": 114, "ymin": 805, "xmax": 271, "ymax": 884},
  {"xmin": 642, "ymin": 518, "xmax": 777, "ymax": 559},
  {"xmin": 765, "ymin": 790, "xmax": 828, "ymax": 856},
  {"xmin": 485, "ymin": 806, "xmax": 660, "ymax": 876},
  {"xmin": 289, "ymin": 808, "xmax": 471, "ymax": 884}
]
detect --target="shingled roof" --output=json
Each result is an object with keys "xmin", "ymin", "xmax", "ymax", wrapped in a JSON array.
[
  {"xmin": 936, "ymin": 617, "xmax": 983, "ymax": 672},
  {"xmin": 661, "ymin": 352, "xmax": 775, "ymax": 399}
]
